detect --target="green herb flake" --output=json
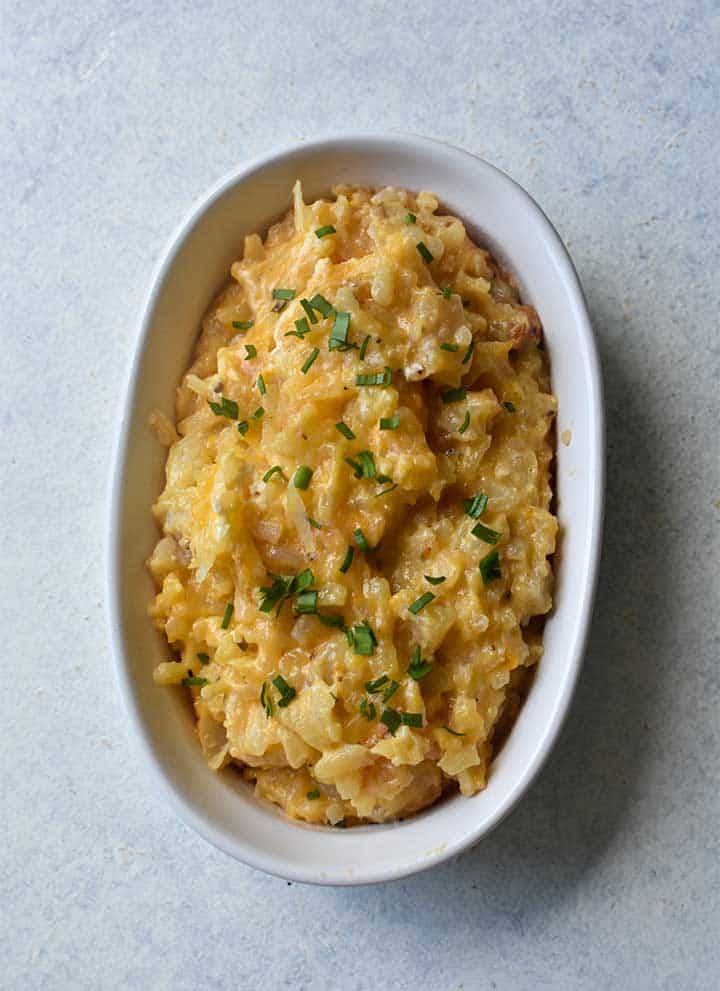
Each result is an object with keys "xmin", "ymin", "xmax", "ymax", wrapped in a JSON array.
[
  {"xmin": 382, "ymin": 680, "xmax": 400, "ymax": 703},
  {"xmin": 463, "ymin": 492, "xmax": 488, "ymax": 519},
  {"xmin": 401, "ymin": 712, "xmax": 423, "ymax": 728},
  {"xmin": 416, "ymin": 242, "xmax": 434, "ymax": 263},
  {"xmin": 292, "ymin": 465, "xmax": 313, "ymax": 490},
  {"xmin": 318, "ymin": 613, "xmax": 345, "ymax": 629},
  {"xmin": 272, "ymin": 287, "xmax": 296, "ymax": 301},
  {"xmin": 272, "ymin": 674, "xmax": 297, "ymax": 707},
  {"xmin": 379, "ymin": 414, "xmax": 400, "ymax": 430},
  {"xmin": 301, "ymin": 348, "xmax": 320, "ymax": 374},
  {"xmin": 441, "ymin": 343, "xmax": 460, "ymax": 352},
  {"xmin": 315, "ymin": 225, "xmax": 336, "ymax": 238},
  {"xmin": 308, "ymin": 293, "xmax": 334, "ymax": 318},
  {"xmin": 339, "ymin": 546, "xmax": 354, "ymax": 573},
  {"xmin": 479, "ymin": 549, "xmax": 501, "ymax": 585},
  {"xmin": 288, "ymin": 316, "xmax": 310, "ymax": 339},
  {"xmin": 263, "ymin": 465, "xmax": 285, "ymax": 483},
  {"xmin": 356, "ymin": 366, "xmax": 392, "ymax": 387},
  {"xmin": 232, "ymin": 320, "xmax": 254, "ymax": 330},
  {"xmin": 182, "ymin": 676, "xmax": 209, "ymax": 687},
  {"xmin": 345, "ymin": 456, "xmax": 363, "ymax": 478},
  {"xmin": 300, "ymin": 298, "xmax": 319, "ymax": 325},
  {"xmin": 471, "ymin": 521, "xmax": 500, "ymax": 545},
  {"xmin": 256, "ymin": 374, "xmax": 267, "ymax": 395},
  {"xmin": 220, "ymin": 603, "xmax": 234, "ymax": 629},
  {"xmin": 328, "ymin": 310, "xmax": 353, "ymax": 351},
  {"xmin": 424, "ymin": 575, "xmax": 446, "ymax": 586},
  {"xmin": 441, "ymin": 386, "xmax": 467, "ymax": 405},
  {"xmin": 442, "ymin": 287, "xmax": 452, "ymax": 300},
  {"xmin": 307, "ymin": 789, "xmax": 321, "ymax": 800},
  {"xmin": 356, "ymin": 451, "xmax": 377, "ymax": 479},
  {"xmin": 252, "ymin": 406, "xmax": 265, "ymax": 420},
  {"xmin": 408, "ymin": 592, "xmax": 435, "ymax": 615},
  {"xmin": 359, "ymin": 696, "xmax": 377, "ymax": 721},
  {"xmin": 260, "ymin": 681, "xmax": 274, "ymax": 718},
  {"xmin": 352, "ymin": 620, "xmax": 377, "ymax": 656},
  {"xmin": 359, "ymin": 334, "xmax": 371, "ymax": 360},
  {"xmin": 208, "ymin": 397, "xmax": 239, "ymax": 419},
  {"xmin": 380, "ymin": 707, "xmax": 402, "ymax": 735},
  {"xmin": 408, "ymin": 646, "xmax": 432, "ymax": 681},
  {"xmin": 244, "ymin": 344, "xmax": 257, "ymax": 360},
  {"xmin": 353, "ymin": 528, "xmax": 370, "ymax": 551},
  {"xmin": 335, "ymin": 421, "xmax": 356, "ymax": 440},
  {"xmin": 365, "ymin": 674, "xmax": 389, "ymax": 693},
  {"xmin": 458, "ymin": 410, "xmax": 471, "ymax": 435},
  {"xmin": 307, "ymin": 517, "xmax": 322, "ymax": 530},
  {"xmin": 295, "ymin": 590, "xmax": 318, "ymax": 614},
  {"xmin": 405, "ymin": 212, "xmax": 416, "ymax": 225},
  {"xmin": 443, "ymin": 725, "xmax": 466, "ymax": 737},
  {"xmin": 461, "ymin": 340, "xmax": 475, "ymax": 366},
  {"xmin": 237, "ymin": 420, "xmax": 249, "ymax": 435},
  {"xmin": 196, "ymin": 652, "xmax": 210, "ymax": 665},
  {"xmin": 503, "ymin": 401, "xmax": 516, "ymax": 413}
]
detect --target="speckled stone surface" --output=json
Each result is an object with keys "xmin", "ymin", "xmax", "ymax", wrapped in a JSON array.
[{"xmin": 2, "ymin": 1, "xmax": 719, "ymax": 988}]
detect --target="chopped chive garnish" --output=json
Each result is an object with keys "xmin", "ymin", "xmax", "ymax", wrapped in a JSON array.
[
  {"xmin": 301, "ymin": 348, "xmax": 320, "ymax": 374},
  {"xmin": 292, "ymin": 317, "xmax": 310, "ymax": 337},
  {"xmin": 424, "ymin": 575, "xmax": 446, "ymax": 586},
  {"xmin": 359, "ymin": 696, "xmax": 377, "ymax": 721},
  {"xmin": 299, "ymin": 299, "xmax": 318, "ymax": 325},
  {"xmin": 405, "ymin": 212, "xmax": 416, "ymax": 225},
  {"xmin": 382, "ymin": 680, "xmax": 400, "ymax": 703},
  {"xmin": 335, "ymin": 421, "xmax": 356, "ymax": 440},
  {"xmin": 441, "ymin": 386, "xmax": 467, "ymax": 404},
  {"xmin": 379, "ymin": 414, "xmax": 400, "ymax": 430},
  {"xmin": 463, "ymin": 492, "xmax": 488, "ymax": 519},
  {"xmin": 356, "ymin": 366, "xmax": 392, "ymax": 387},
  {"xmin": 258, "ymin": 574, "xmax": 296, "ymax": 614},
  {"xmin": 365, "ymin": 675, "xmax": 389, "ymax": 693},
  {"xmin": 471, "ymin": 521, "xmax": 500, "ymax": 545},
  {"xmin": 295, "ymin": 590, "xmax": 318, "ymax": 614},
  {"xmin": 307, "ymin": 517, "xmax": 322, "ymax": 529},
  {"xmin": 401, "ymin": 712, "xmax": 423, "ymax": 728},
  {"xmin": 318, "ymin": 612, "xmax": 345, "ymax": 629},
  {"xmin": 459, "ymin": 410, "xmax": 471, "ymax": 434},
  {"xmin": 440, "ymin": 343, "xmax": 459, "ymax": 352},
  {"xmin": 315, "ymin": 225, "xmax": 336, "ymax": 238},
  {"xmin": 462, "ymin": 340, "xmax": 475, "ymax": 365},
  {"xmin": 292, "ymin": 465, "xmax": 313, "ymax": 490},
  {"xmin": 208, "ymin": 397, "xmax": 239, "ymax": 419},
  {"xmin": 416, "ymin": 242, "xmax": 434, "ymax": 263},
  {"xmin": 272, "ymin": 674, "xmax": 296, "ymax": 707},
  {"xmin": 345, "ymin": 456, "xmax": 363, "ymax": 478},
  {"xmin": 442, "ymin": 287, "xmax": 452, "ymax": 300},
  {"xmin": 356, "ymin": 451, "xmax": 377, "ymax": 478},
  {"xmin": 380, "ymin": 708, "xmax": 402, "ymax": 735},
  {"xmin": 353, "ymin": 528, "xmax": 370, "ymax": 551},
  {"xmin": 308, "ymin": 294, "xmax": 333, "ymax": 318},
  {"xmin": 182, "ymin": 676, "xmax": 208, "ymax": 687},
  {"xmin": 220, "ymin": 603, "xmax": 234, "ymax": 629},
  {"xmin": 408, "ymin": 646, "xmax": 432, "ymax": 681},
  {"xmin": 256, "ymin": 374, "xmax": 267, "ymax": 395},
  {"xmin": 408, "ymin": 592, "xmax": 435, "ymax": 614},
  {"xmin": 443, "ymin": 725, "xmax": 466, "ymax": 737},
  {"xmin": 295, "ymin": 569, "xmax": 314, "ymax": 591},
  {"xmin": 352, "ymin": 620, "xmax": 377, "ymax": 656},
  {"xmin": 263, "ymin": 465, "xmax": 285, "ymax": 483},
  {"xmin": 232, "ymin": 320, "xmax": 254, "ymax": 330},
  {"xmin": 272, "ymin": 288, "xmax": 296, "ymax": 301},
  {"xmin": 307, "ymin": 789, "xmax": 321, "ymax": 800},
  {"xmin": 260, "ymin": 681, "xmax": 274, "ymax": 717},
  {"xmin": 196, "ymin": 652, "xmax": 210, "ymax": 664},
  {"xmin": 328, "ymin": 310, "xmax": 351, "ymax": 350},
  {"xmin": 376, "ymin": 483, "xmax": 398, "ymax": 497},
  {"xmin": 479, "ymin": 549, "xmax": 501, "ymax": 585},
  {"xmin": 237, "ymin": 420, "xmax": 249, "ymax": 435},
  {"xmin": 252, "ymin": 406, "xmax": 265, "ymax": 420},
  {"xmin": 244, "ymin": 344, "xmax": 257, "ymax": 359},
  {"xmin": 503, "ymin": 401, "xmax": 516, "ymax": 412},
  {"xmin": 359, "ymin": 334, "xmax": 371, "ymax": 360},
  {"xmin": 339, "ymin": 546, "xmax": 354, "ymax": 573}
]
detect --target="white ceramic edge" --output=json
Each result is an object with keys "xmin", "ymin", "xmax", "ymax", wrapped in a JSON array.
[{"xmin": 106, "ymin": 132, "xmax": 605, "ymax": 886}]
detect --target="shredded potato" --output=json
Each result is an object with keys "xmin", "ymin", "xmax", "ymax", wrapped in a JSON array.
[{"xmin": 148, "ymin": 184, "xmax": 557, "ymax": 825}]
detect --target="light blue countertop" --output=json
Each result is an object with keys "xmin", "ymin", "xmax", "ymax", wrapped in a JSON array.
[{"xmin": 3, "ymin": 2, "xmax": 718, "ymax": 988}]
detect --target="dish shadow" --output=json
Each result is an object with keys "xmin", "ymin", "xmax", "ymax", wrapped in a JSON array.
[{"xmin": 320, "ymin": 285, "xmax": 669, "ymax": 918}]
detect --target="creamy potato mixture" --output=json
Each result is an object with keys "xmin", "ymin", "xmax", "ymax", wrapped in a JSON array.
[{"xmin": 148, "ymin": 183, "xmax": 557, "ymax": 825}]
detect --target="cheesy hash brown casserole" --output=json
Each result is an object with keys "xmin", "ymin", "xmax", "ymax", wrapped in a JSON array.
[{"xmin": 148, "ymin": 183, "xmax": 557, "ymax": 825}]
